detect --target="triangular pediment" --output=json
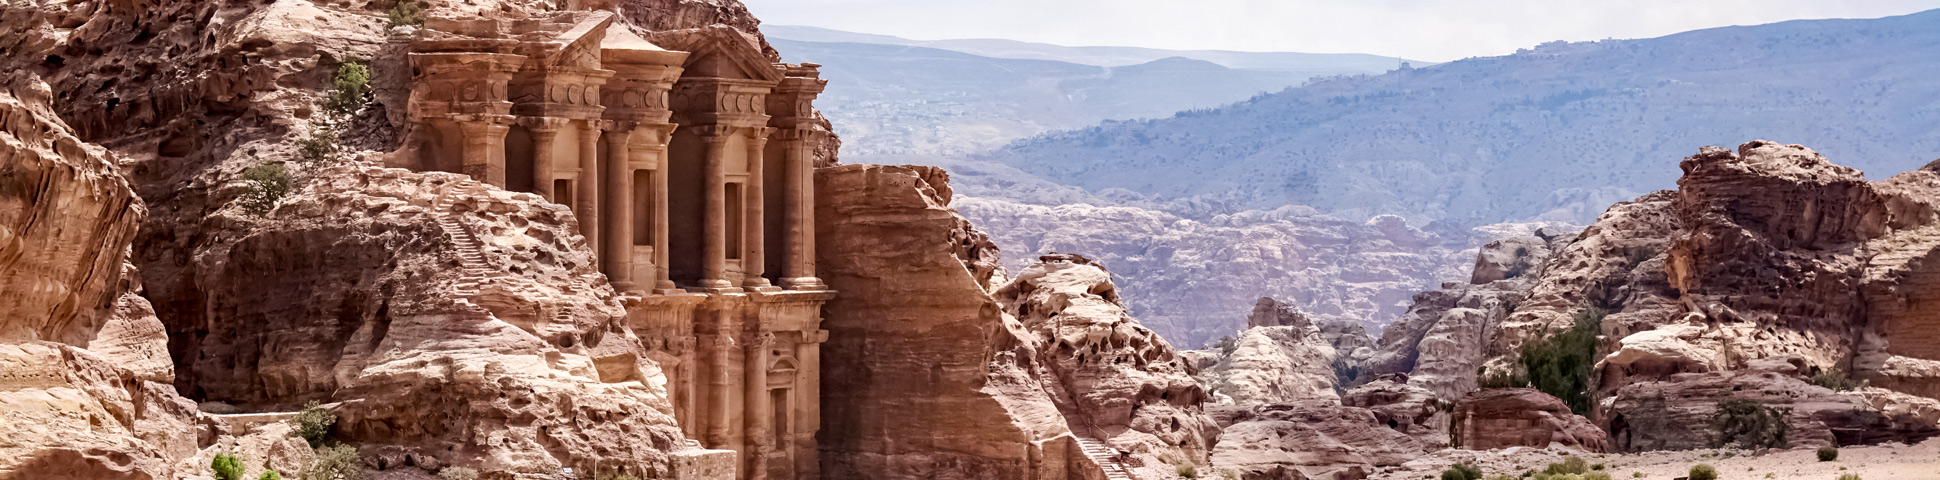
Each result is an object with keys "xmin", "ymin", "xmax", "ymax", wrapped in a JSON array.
[{"xmin": 649, "ymin": 26, "xmax": 782, "ymax": 82}]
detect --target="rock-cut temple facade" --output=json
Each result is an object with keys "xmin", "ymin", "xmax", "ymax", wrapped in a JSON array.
[{"xmin": 403, "ymin": 11, "xmax": 832, "ymax": 480}]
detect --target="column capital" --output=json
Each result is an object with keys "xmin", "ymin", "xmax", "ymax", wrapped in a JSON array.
[
  {"xmin": 746, "ymin": 126, "xmax": 776, "ymax": 143},
  {"xmin": 601, "ymin": 119, "xmax": 639, "ymax": 133},
  {"xmin": 518, "ymin": 116, "xmax": 572, "ymax": 133},
  {"xmin": 694, "ymin": 124, "xmax": 737, "ymax": 141},
  {"xmin": 742, "ymin": 331, "xmax": 775, "ymax": 351}
]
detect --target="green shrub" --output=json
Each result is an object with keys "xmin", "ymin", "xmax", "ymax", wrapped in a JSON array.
[
  {"xmin": 303, "ymin": 444, "xmax": 365, "ymax": 480},
  {"xmin": 387, "ymin": 0, "xmax": 425, "ymax": 27},
  {"xmin": 239, "ymin": 163, "xmax": 293, "ymax": 216},
  {"xmin": 1812, "ymin": 369, "xmax": 1865, "ymax": 392},
  {"xmin": 1479, "ymin": 365, "xmax": 1529, "ymax": 389},
  {"xmin": 1713, "ymin": 399, "xmax": 1791, "ymax": 449},
  {"xmin": 1837, "ymin": 474, "xmax": 1861, "ymax": 480},
  {"xmin": 1687, "ymin": 464, "xmax": 1717, "ymax": 480},
  {"xmin": 324, "ymin": 62, "xmax": 371, "ymax": 118},
  {"xmin": 1443, "ymin": 463, "xmax": 1483, "ymax": 480},
  {"xmin": 437, "ymin": 467, "xmax": 479, "ymax": 480},
  {"xmin": 293, "ymin": 401, "xmax": 336, "ymax": 447},
  {"xmin": 1544, "ymin": 456, "xmax": 1589, "ymax": 475},
  {"xmin": 1177, "ymin": 463, "xmax": 1198, "ymax": 478},
  {"xmin": 1212, "ymin": 335, "xmax": 1238, "ymax": 355},
  {"xmin": 1583, "ymin": 473, "xmax": 1611, "ymax": 480},
  {"xmin": 211, "ymin": 453, "xmax": 245, "ymax": 480},
  {"xmin": 1519, "ymin": 308, "xmax": 1601, "ymax": 415},
  {"xmin": 1818, "ymin": 446, "xmax": 1839, "ymax": 461},
  {"xmin": 297, "ymin": 126, "xmax": 338, "ymax": 163},
  {"xmin": 259, "ymin": 471, "xmax": 282, "ymax": 480},
  {"xmin": 1591, "ymin": 463, "xmax": 1605, "ymax": 471}
]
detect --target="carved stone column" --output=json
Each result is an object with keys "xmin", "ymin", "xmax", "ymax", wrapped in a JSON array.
[
  {"xmin": 524, "ymin": 117, "xmax": 568, "ymax": 202},
  {"xmin": 602, "ymin": 121, "xmax": 635, "ymax": 291},
  {"xmin": 778, "ymin": 128, "xmax": 823, "ymax": 290},
  {"xmin": 653, "ymin": 126, "xmax": 678, "ymax": 292},
  {"xmin": 457, "ymin": 116, "xmax": 511, "ymax": 187},
  {"xmin": 699, "ymin": 126, "xmax": 734, "ymax": 289},
  {"xmin": 706, "ymin": 332, "xmax": 732, "ymax": 448},
  {"xmin": 576, "ymin": 121, "xmax": 603, "ymax": 253},
  {"xmin": 744, "ymin": 330, "xmax": 775, "ymax": 480},
  {"xmin": 742, "ymin": 127, "xmax": 774, "ymax": 289},
  {"xmin": 794, "ymin": 328, "xmax": 828, "ymax": 479}
]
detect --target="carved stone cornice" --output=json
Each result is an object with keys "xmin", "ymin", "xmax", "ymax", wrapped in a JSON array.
[{"xmin": 669, "ymin": 77, "xmax": 773, "ymax": 129}]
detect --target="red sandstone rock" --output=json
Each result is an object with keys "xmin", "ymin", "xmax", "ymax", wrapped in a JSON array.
[
  {"xmin": 1453, "ymin": 388, "xmax": 1608, "ymax": 452},
  {"xmin": 1605, "ymin": 369, "xmax": 1939, "ymax": 451}
]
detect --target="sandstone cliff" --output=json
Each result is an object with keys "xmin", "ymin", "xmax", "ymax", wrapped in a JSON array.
[
  {"xmin": 0, "ymin": 76, "xmax": 200, "ymax": 480},
  {"xmin": 817, "ymin": 164, "xmax": 1215, "ymax": 479}
]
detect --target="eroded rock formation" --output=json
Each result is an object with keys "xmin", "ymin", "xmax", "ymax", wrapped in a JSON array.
[
  {"xmin": 817, "ymin": 164, "xmax": 1215, "ymax": 479},
  {"xmin": 1453, "ymin": 388, "xmax": 1608, "ymax": 452},
  {"xmin": 0, "ymin": 77, "xmax": 200, "ymax": 480}
]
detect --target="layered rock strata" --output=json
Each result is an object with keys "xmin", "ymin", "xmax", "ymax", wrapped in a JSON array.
[
  {"xmin": 817, "ymin": 164, "xmax": 1215, "ymax": 479},
  {"xmin": 1453, "ymin": 388, "xmax": 1608, "ymax": 452},
  {"xmin": 0, "ymin": 77, "xmax": 201, "ymax": 480}
]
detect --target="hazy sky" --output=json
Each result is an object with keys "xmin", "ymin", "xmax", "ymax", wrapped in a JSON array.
[{"xmin": 740, "ymin": 0, "xmax": 1940, "ymax": 62}]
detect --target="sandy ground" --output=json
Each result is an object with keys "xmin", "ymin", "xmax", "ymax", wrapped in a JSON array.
[{"xmin": 1370, "ymin": 438, "xmax": 1940, "ymax": 480}]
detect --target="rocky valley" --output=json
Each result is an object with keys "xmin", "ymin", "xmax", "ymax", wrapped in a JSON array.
[{"xmin": 1, "ymin": 1, "xmax": 1939, "ymax": 480}]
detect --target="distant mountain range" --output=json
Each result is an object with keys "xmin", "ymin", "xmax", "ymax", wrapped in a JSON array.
[
  {"xmin": 767, "ymin": 25, "xmax": 1418, "ymax": 72},
  {"xmin": 767, "ymin": 27, "xmax": 1418, "ymax": 155},
  {"xmin": 982, "ymin": 9, "xmax": 1940, "ymax": 226}
]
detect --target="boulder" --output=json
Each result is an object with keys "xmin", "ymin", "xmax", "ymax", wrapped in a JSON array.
[
  {"xmin": 1605, "ymin": 370, "xmax": 1939, "ymax": 452},
  {"xmin": 1212, "ymin": 399, "xmax": 1423, "ymax": 480},
  {"xmin": 1453, "ymin": 388, "xmax": 1608, "ymax": 452}
]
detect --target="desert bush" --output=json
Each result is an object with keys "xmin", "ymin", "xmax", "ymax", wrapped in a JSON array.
[
  {"xmin": 1713, "ymin": 399, "xmax": 1790, "ymax": 449},
  {"xmin": 1687, "ymin": 464, "xmax": 1717, "ymax": 480},
  {"xmin": 1213, "ymin": 335, "xmax": 1238, "ymax": 355},
  {"xmin": 1545, "ymin": 456, "xmax": 1589, "ymax": 475},
  {"xmin": 437, "ymin": 467, "xmax": 479, "ymax": 480},
  {"xmin": 388, "ymin": 0, "xmax": 425, "ymax": 27},
  {"xmin": 1812, "ymin": 369, "xmax": 1866, "ymax": 392},
  {"xmin": 1591, "ymin": 463, "xmax": 1605, "ymax": 471},
  {"xmin": 1443, "ymin": 463, "xmax": 1483, "ymax": 480},
  {"xmin": 1836, "ymin": 475, "xmax": 1861, "ymax": 480},
  {"xmin": 1480, "ymin": 365, "xmax": 1529, "ymax": 389},
  {"xmin": 259, "ymin": 471, "xmax": 282, "ymax": 480},
  {"xmin": 324, "ymin": 61, "xmax": 371, "ymax": 118},
  {"xmin": 211, "ymin": 453, "xmax": 245, "ymax": 480},
  {"xmin": 304, "ymin": 444, "xmax": 365, "ymax": 480},
  {"xmin": 1583, "ymin": 473, "xmax": 1611, "ymax": 480},
  {"xmin": 1818, "ymin": 446, "xmax": 1839, "ymax": 461},
  {"xmin": 297, "ymin": 126, "xmax": 338, "ymax": 163},
  {"xmin": 293, "ymin": 400, "xmax": 335, "ymax": 447},
  {"xmin": 1519, "ymin": 308, "xmax": 1600, "ymax": 415},
  {"xmin": 239, "ymin": 163, "xmax": 292, "ymax": 216},
  {"xmin": 1177, "ymin": 463, "xmax": 1198, "ymax": 478}
]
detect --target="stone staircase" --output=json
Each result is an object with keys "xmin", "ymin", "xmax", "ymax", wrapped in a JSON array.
[
  {"xmin": 1075, "ymin": 436, "xmax": 1136, "ymax": 480},
  {"xmin": 432, "ymin": 180, "xmax": 495, "ymax": 316}
]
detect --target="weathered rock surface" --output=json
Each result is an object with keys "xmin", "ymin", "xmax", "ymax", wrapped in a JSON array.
[
  {"xmin": 1211, "ymin": 399, "xmax": 1423, "ymax": 480},
  {"xmin": 1453, "ymin": 388, "xmax": 1607, "ymax": 452},
  {"xmin": 1605, "ymin": 369, "xmax": 1940, "ymax": 451},
  {"xmin": 816, "ymin": 164, "xmax": 1093, "ymax": 479},
  {"xmin": 818, "ymin": 164, "xmax": 1217, "ymax": 479},
  {"xmin": 1340, "ymin": 380, "xmax": 1450, "ymax": 451},
  {"xmin": 1197, "ymin": 298, "xmax": 1345, "ymax": 404},
  {"xmin": 1361, "ymin": 231, "xmax": 1569, "ymax": 400},
  {"xmin": 4, "ymin": 0, "xmax": 808, "ymax": 476},
  {"xmin": 0, "ymin": 78, "xmax": 201, "ymax": 480},
  {"xmin": 993, "ymin": 256, "xmax": 1218, "ymax": 464}
]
